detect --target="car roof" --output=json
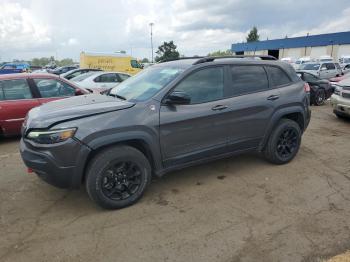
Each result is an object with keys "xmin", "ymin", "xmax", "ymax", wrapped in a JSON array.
[
  {"xmin": 157, "ymin": 57, "xmax": 294, "ymax": 70},
  {"xmin": 0, "ymin": 73, "xmax": 60, "ymax": 80},
  {"xmin": 156, "ymin": 56, "xmax": 299, "ymax": 82}
]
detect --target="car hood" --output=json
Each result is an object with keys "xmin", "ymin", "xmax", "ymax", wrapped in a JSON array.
[{"xmin": 26, "ymin": 94, "xmax": 135, "ymax": 129}]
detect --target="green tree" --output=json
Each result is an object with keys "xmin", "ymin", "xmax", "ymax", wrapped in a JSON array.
[
  {"xmin": 56, "ymin": 58, "xmax": 74, "ymax": 66},
  {"xmin": 155, "ymin": 41, "xmax": 180, "ymax": 62},
  {"xmin": 246, "ymin": 26, "xmax": 260, "ymax": 42},
  {"xmin": 141, "ymin": 58, "xmax": 149, "ymax": 63},
  {"xmin": 30, "ymin": 57, "xmax": 51, "ymax": 67},
  {"xmin": 207, "ymin": 50, "xmax": 232, "ymax": 57}
]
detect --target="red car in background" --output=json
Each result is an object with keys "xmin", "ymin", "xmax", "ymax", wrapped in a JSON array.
[{"xmin": 0, "ymin": 73, "xmax": 90, "ymax": 136}]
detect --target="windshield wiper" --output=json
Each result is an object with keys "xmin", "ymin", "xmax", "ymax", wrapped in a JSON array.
[{"xmin": 108, "ymin": 93, "xmax": 127, "ymax": 100}]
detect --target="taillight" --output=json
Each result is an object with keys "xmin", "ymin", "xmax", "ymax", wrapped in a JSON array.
[{"xmin": 304, "ymin": 82, "xmax": 310, "ymax": 92}]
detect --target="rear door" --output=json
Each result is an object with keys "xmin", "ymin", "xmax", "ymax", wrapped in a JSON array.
[
  {"xmin": 0, "ymin": 79, "xmax": 40, "ymax": 135},
  {"xmin": 30, "ymin": 78, "xmax": 77, "ymax": 104},
  {"xmin": 224, "ymin": 65, "xmax": 281, "ymax": 150}
]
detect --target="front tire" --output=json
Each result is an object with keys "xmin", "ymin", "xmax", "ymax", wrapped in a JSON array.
[
  {"xmin": 264, "ymin": 119, "xmax": 301, "ymax": 165},
  {"xmin": 86, "ymin": 145, "xmax": 151, "ymax": 209}
]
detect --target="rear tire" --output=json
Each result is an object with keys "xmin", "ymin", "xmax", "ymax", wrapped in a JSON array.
[
  {"xmin": 86, "ymin": 145, "xmax": 152, "ymax": 209},
  {"xmin": 313, "ymin": 89, "xmax": 325, "ymax": 106},
  {"xmin": 264, "ymin": 119, "xmax": 301, "ymax": 165}
]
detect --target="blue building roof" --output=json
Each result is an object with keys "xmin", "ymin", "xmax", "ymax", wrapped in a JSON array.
[{"xmin": 232, "ymin": 31, "xmax": 350, "ymax": 52}]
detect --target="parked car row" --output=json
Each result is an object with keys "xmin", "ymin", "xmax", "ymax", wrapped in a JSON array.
[{"xmin": 0, "ymin": 68, "xmax": 131, "ymax": 136}]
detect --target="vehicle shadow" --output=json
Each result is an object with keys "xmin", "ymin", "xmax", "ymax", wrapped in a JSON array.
[{"xmin": 0, "ymin": 136, "xmax": 21, "ymax": 146}]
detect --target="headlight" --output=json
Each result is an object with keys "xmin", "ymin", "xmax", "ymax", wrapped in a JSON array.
[
  {"xmin": 334, "ymin": 86, "xmax": 342, "ymax": 96},
  {"xmin": 26, "ymin": 128, "xmax": 77, "ymax": 144}
]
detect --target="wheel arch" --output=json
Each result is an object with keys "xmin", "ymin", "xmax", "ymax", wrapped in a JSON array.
[
  {"xmin": 259, "ymin": 107, "xmax": 306, "ymax": 151},
  {"xmin": 80, "ymin": 133, "xmax": 162, "ymax": 184}
]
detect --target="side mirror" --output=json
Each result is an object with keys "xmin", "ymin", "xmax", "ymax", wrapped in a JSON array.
[
  {"xmin": 320, "ymin": 67, "xmax": 327, "ymax": 71},
  {"xmin": 75, "ymin": 89, "xmax": 84, "ymax": 95},
  {"xmin": 164, "ymin": 91, "xmax": 191, "ymax": 105}
]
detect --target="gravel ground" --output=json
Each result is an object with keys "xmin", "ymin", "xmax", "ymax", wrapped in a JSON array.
[{"xmin": 0, "ymin": 103, "xmax": 350, "ymax": 262}]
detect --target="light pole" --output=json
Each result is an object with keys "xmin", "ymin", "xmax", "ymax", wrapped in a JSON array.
[{"xmin": 149, "ymin": 22, "xmax": 154, "ymax": 63}]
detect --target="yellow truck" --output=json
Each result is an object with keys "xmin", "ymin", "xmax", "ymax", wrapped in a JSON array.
[{"xmin": 80, "ymin": 52, "xmax": 143, "ymax": 75}]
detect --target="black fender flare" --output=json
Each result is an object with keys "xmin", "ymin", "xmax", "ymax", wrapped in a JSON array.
[
  {"xmin": 85, "ymin": 130, "xmax": 162, "ymax": 171},
  {"xmin": 259, "ymin": 106, "xmax": 306, "ymax": 151}
]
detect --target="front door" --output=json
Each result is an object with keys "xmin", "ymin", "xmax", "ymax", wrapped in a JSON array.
[{"xmin": 159, "ymin": 66, "xmax": 231, "ymax": 167}]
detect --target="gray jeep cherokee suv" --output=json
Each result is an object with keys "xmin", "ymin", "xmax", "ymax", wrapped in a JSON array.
[{"xmin": 20, "ymin": 56, "xmax": 311, "ymax": 209}]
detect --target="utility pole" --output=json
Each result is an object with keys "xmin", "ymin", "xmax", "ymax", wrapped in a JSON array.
[{"xmin": 149, "ymin": 22, "xmax": 154, "ymax": 63}]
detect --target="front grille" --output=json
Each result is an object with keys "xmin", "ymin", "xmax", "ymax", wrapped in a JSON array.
[
  {"xmin": 342, "ymin": 92, "xmax": 350, "ymax": 99},
  {"xmin": 343, "ymin": 86, "xmax": 350, "ymax": 91}
]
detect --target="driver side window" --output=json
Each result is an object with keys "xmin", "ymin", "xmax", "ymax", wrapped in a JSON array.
[{"xmin": 173, "ymin": 67, "xmax": 224, "ymax": 104}]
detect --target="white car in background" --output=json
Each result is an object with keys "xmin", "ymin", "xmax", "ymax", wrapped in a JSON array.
[
  {"xmin": 339, "ymin": 55, "xmax": 350, "ymax": 67},
  {"xmin": 318, "ymin": 55, "xmax": 334, "ymax": 62},
  {"xmin": 300, "ymin": 62, "xmax": 341, "ymax": 79},
  {"xmin": 294, "ymin": 56, "xmax": 312, "ymax": 70},
  {"xmin": 71, "ymin": 71, "xmax": 131, "ymax": 93},
  {"xmin": 280, "ymin": 57, "xmax": 295, "ymax": 63}
]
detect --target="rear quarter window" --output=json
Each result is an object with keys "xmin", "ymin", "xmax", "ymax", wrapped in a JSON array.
[
  {"xmin": 230, "ymin": 65, "xmax": 269, "ymax": 96},
  {"xmin": 265, "ymin": 66, "xmax": 291, "ymax": 87}
]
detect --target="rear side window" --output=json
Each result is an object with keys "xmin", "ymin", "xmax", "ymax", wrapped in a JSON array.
[
  {"xmin": 95, "ymin": 73, "xmax": 119, "ymax": 83},
  {"xmin": 0, "ymin": 79, "xmax": 33, "ymax": 100},
  {"xmin": 230, "ymin": 65, "xmax": 268, "ymax": 95},
  {"xmin": 326, "ymin": 63, "xmax": 336, "ymax": 70},
  {"xmin": 265, "ymin": 66, "xmax": 291, "ymax": 87},
  {"xmin": 34, "ymin": 79, "xmax": 75, "ymax": 97}
]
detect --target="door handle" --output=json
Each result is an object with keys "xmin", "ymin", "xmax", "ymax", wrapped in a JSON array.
[
  {"xmin": 212, "ymin": 105, "xmax": 228, "ymax": 111},
  {"xmin": 267, "ymin": 95, "xmax": 279, "ymax": 101}
]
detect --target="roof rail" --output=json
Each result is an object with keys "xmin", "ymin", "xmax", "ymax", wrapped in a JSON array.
[
  {"xmin": 158, "ymin": 56, "xmax": 204, "ymax": 63},
  {"xmin": 193, "ymin": 55, "xmax": 277, "ymax": 65}
]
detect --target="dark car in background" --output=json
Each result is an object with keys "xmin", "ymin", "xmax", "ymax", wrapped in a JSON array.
[
  {"xmin": 0, "ymin": 73, "xmax": 89, "ymax": 136},
  {"xmin": 297, "ymin": 71, "xmax": 333, "ymax": 105},
  {"xmin": 20, "ymin": 55, "xmax": 311, "ymax": 209},
  {"xmin": 60, "ymin": 68, "xmax": 102, "ymax": 80},
  {"xmin": 48, "ymin": 66, "xmax": 78, "ymax": 75}
]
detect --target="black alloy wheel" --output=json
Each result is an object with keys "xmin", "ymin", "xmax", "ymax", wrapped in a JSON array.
[
  {"xmin": 276, "ymin": 128, "xmax": 298, "ymax": 160},
  {"xmin": 314, "ymin": 89, "xmax": 325, "ymax": 106},
  {"xmin": 86, "ymin": 145, "xmax": 151, "ymax": 209},
  {"xmin": 264, "ymin": 119, "xmax": 301, "ymax": 164},
  {"xmin": 101, "ymin": 161, "xmax": 142, "ymax": 201}
]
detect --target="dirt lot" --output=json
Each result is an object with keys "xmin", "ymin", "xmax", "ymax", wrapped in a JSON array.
[{"xmin": 0, "ymin": 103, "xmax": 349, "ymax": 262}]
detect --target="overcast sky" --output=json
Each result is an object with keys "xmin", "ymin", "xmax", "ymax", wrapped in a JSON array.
[{"xmin": 1, "ymin": 0, "xmax": 350, "ymax": 62}]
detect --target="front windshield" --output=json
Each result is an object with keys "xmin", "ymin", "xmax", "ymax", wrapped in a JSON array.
[
  {"xmin": 110, "ymin": 66, "xmax": 184, "ymax": 101},
  {"xmin": 301, "ymin": 63, "xmax": 320, "ymax": 70}
]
